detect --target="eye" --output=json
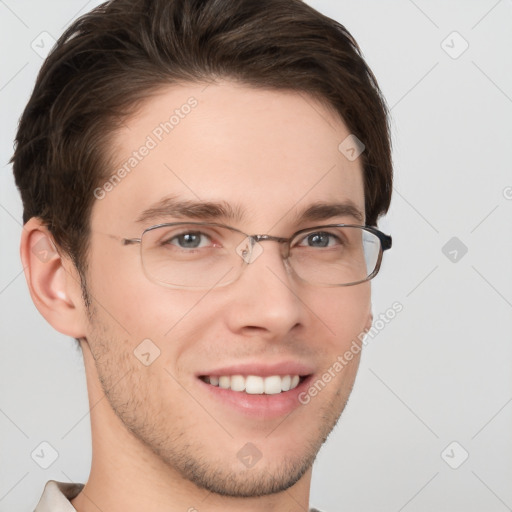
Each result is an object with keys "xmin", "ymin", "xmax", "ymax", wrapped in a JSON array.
[
  {"xmin": 296, "ymin": 231, "xmax": 341, "ymax": 248},
  {"xmin": 166, "ymin": 231, "xmax": 213, "ymax": 249}
]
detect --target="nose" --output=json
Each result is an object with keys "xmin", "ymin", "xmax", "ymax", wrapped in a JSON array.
[{"xmin": 223, "ymin": 240, "xmax": 304, "ymax": 339}]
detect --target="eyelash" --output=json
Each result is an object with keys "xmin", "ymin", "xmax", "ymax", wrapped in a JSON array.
[{"xmin": 161, "ymin": 229, "xmax": 345, "ymax": 250}]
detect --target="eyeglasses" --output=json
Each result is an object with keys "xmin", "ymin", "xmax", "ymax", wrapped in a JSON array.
[{"xmin": 121, "ymin": 222, "xmax": 392, "ymax": 289}]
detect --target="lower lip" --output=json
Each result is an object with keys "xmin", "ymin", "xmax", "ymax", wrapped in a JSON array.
[{"xmin": 197, "ymin": 375, "xmax": 314, "ymax": 419}]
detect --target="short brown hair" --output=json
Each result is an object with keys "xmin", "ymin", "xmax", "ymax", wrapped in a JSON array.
[{"xmin": 12, "ymin": 0, "xmax": 392, "ymax": 280}]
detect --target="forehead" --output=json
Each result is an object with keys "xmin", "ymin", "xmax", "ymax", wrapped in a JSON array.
[{"xmin": 91, "ymin": 80, "xmax": 365, "ymax": 233}]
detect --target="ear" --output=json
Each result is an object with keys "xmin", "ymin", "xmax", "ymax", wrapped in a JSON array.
[{"xmin": 20, "ymin": 217, "xmax": 87, "ymax": 339}]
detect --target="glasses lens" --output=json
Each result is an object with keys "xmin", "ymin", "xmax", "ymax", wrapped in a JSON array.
[
  {"xmin": 289, "ymin": 226, "xmax": 382, "ymax": 286},
  {"xmin": 141, "ymin": 224, "xmax": 244, "ymax": 288},
  {"xmin": 140, "ymin": 223, "xmax": 384, "ymax": 288}
]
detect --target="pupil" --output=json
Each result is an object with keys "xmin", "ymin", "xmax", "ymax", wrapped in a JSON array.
[
  {"xmin": 179, "ymin": 233, "xmax": 200, "ymax": 248},
  {"xmin": 309, "ymin": 233, "xmax": 328, "ymax": 247}
]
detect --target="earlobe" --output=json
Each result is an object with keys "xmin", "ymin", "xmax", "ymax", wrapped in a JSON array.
[{"xmin": 20, "ymin": 218, "xmax": 87, "ymax": 339}]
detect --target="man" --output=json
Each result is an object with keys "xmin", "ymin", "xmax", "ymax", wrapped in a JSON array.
[{"xmin": 12, "ymin": 0, "xmax": 392, "ymax": 510}]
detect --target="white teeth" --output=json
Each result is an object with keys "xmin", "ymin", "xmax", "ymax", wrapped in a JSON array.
[
  {"xmin": 245, "ymin": 375, "xmax": 264, "ymax": 394},
  {"xmin": 230, "ymin": 375, "xmax": 245, "ymax": 392},
  {"xmin": 202, "ymin": 374, "xmax": 303, "ymax": 394},
  {"xmin": 219, "ymin": 376, "xmax": 230, "ymax": 389},
  {"xmin": 264, "ymin": 376, "xmax": 282, "ymax": 395}
]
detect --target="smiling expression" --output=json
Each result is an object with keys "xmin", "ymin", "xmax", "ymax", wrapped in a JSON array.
[{"xmin": 81, "ymin": 79, "xmax": 372, "ymax": 497}]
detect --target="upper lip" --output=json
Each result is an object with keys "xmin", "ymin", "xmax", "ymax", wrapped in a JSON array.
[{"xmin": 196, "ymin": 361, "xmax": 315, "ymax": 377}]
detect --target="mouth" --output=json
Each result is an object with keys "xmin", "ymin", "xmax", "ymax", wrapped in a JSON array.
[
  {"xmin": 196, "ymin": 363, "xmax": 314, "ymax": 422},
  {"xmin": 198, "ymin": 374, "xmax": 308, "ymax": 394}
]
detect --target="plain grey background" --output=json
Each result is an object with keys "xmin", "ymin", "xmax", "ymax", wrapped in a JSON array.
[{"xmin": 1, "ymin": 1, "xmax": 511, "ymax": 511}]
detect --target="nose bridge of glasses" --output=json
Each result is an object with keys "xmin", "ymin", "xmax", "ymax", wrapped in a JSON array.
[
  {"xmin": 253, "ymin": 234, "xmax": 290, "ymax": 259},
  {"xmin": 235, "ymin": 234, "xmax": 290, "ymax": 265},
  {"xmin": 253, "ymin": 234, "xmax": 288, "ymax": 244}
]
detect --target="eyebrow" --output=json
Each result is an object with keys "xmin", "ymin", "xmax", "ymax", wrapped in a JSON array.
[
  {"xmin": 135, "ymin": 195, "xmax": 365, "ymax": 225},
  {"xmin": 135, "ymin": 195, "xmax": 245, "ymax": 224}
]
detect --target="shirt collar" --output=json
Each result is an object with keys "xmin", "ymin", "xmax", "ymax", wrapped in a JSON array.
[{"xmin": 34, "ymin": 480, "xmax": 84, "ymax": 512}]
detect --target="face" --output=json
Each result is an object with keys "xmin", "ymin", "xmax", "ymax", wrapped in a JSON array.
[{"xmin": 83, "ymin": 80, "xmax": 372, "ymax": 497}]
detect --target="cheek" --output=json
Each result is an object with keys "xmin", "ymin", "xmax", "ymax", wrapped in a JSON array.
[
  {"xmin": 87, "ymin": 240, "xmax": 205, "ymax": 339},
  {"xmin": 305, "ymin": 284, "xmax": 372, "ymax": 348}
]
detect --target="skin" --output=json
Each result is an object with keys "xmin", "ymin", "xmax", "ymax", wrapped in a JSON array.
[{"xmin": 21, "ymin": 80, "xmax": 373, "ymax": 512}]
